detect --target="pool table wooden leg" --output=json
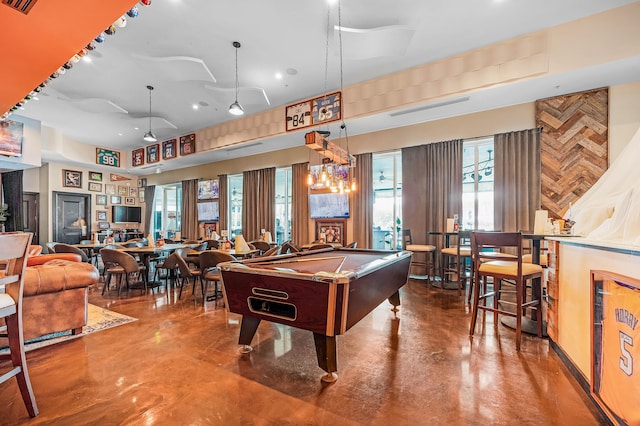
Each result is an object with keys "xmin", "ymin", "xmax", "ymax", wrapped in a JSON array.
[
  {"xmin": 313, "ymin": 333, "xmax": 338, "ymax": 382},
  {"xmin": 388, "ymin": 290, "xmax": 401, "ymax": 312},
  {"xmin": 238, "ymin": 316, "xmax": 261, "ymax": 353}
]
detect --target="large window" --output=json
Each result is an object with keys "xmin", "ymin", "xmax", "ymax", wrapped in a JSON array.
[
  {"xmin": 152, "ymin": 183, "xmax": 182, "ymax": 240},
  {"xmin": 462, "ymin": 139, "xmax": 494, "ymax": 230},
  {"xmin": 228, "ymin": 174, "xmax": 243, "ymax": 236},
  {"xmin": 372, "ymin": 151, "xmax": 402, "ymax": 250},
  {"xmin": 275, "ymin": 167, "xmax": 292, "ymax": 244}
]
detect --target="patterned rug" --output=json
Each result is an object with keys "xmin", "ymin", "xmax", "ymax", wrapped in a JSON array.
[{"xmin": 0, "ymin": 304, "xmax": 137, "ymax": 354}]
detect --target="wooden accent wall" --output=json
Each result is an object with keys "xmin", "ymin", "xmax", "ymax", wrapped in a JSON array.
[{"xmin": 535, "ymin": 88, "xmax": 609, "ymax": 219}]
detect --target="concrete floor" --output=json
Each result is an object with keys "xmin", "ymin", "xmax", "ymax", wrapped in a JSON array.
[{"xmin": 1, "ymin": 277, "xmax": 603, "ymax": 425}]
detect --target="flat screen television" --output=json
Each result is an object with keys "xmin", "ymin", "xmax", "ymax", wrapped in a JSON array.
[
  {"xmin": 197, "ymin": 201, "xmax": 219, "ymax": 222},
  {"xmin": 309, "ymin": 192, "xmax": 350, "ymax": 219},
  {"xmin": 112, "ymin": 206, "xmax": 142, "ymax": 223},
  {"xmin": 0, "ymin": 119, "xmax": 23, "ymax": 157}
]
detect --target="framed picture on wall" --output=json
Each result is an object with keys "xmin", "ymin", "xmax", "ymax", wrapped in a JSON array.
[
  {"xmin": 88, "ymin": 182, "xmax": 102, "ymax": 192},
  {"xmin": 138, "ymin": 178, "xmax": 147, "ymax": 188},
  {"xmin": 139, "ymin": 191, "xmax": 145, "ymax": 203},
  {"xmin": 132, "ymin": 148, "xmax": 145, "ymax": 167},
  {"xmin": 118, "ymin": 185, "xmax": 128, "ymax": 196},
  {"xmin": 125, "ymin": 197, "xmax": 135, "ymax": 205},
  {"xmin": 147, "ymin": 143, "xmax": 160, "ymax": 164},
  {"xmin": 162, "ymin": 139, "xmax": 177, "ymax": 160},
  {"xmin": 62, "ymin": 169, "xmax": 82, "ymax": 188},
  {"xmin": 105, "ymin": 184, "xmax": 116, "ymax": 195},
  {"xmin": 89, "ymin": 171, "xmax": 103, "ymax": 182},
  {"xmin": 179, "ymin": 133, "xmax": 196, "ymax": 156},
  {"xmin": 111, "ymin": 196, "xmax": 122, "ymax": 205},
  {"xmin": 315, "ymin": 219, "xmax": 346, "ymax": 245},
  {"xmin": 129, "ymin": 187, "xmax": 138, "ymax": 197},
  {"xmin": 96, "ymin": 210, "xmax": 107, "ymax": 221},
  {"xmin": 197, "ymin": 179, "xmax": 219, "ymax": 200},
  {"xmin": 96, "ymin": 194, "xmax": 107, "ymax": 206}
]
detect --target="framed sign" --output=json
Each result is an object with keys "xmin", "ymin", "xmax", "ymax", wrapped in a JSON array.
[
  {"xmin": 88, "ymin": 182, "xmax": 102, "ymax": 192},
  {"xmin": 139, "ymin": 191, "xmax": 145, "ymax": 203},
  {"xmin": 62, "ymin": 169, "xmax": 82, "ymax": 188},
  {"xmin": 162, "ymin": 139, "xmax": 177, "ymax": 160},
  {"xmin": 180, "ymin": 133, "xmax": 196, "ymax": 156},
  {"xmin": 117, "ymin": 185, "xmax": 128, "ymax": 196},
  {"xmin": 315, "ymin": 219, "xmax": 346, "ymax": 245},
  {"xmin": 138, "ymin": 178, "xmax": 147, "ymax": 188},
  {"xmin": 96, "ymin": 210, "xmax": 107, "ymax": 221},
  {"xmin": 125, "ymin": 197, "xmax": 136, "ymax": 205},
  {"xmin": 591, "ymin": 270, "xmax": 640, "ymax": 425},
  {"xmin": 96, "ymin": 194, "xmax": 107, "ymax": 206},
  {"xmin": 311, "ymin": 91, "xmax": 341, "ymax": 126},
  {"xmin": 132, "ymin": 148, "xmax": 145, "ymax": 167},
  {"xmin": 89, "ymin": 171, "xmax": 103, "ymax": 182},
  {"xmin": 105, "ymin": 184, "xmax": 116, "ymax": 195},
  {"xmin": 147, "ymin": 143, "xmax": 160, "ymax": 164},
  {"xmin": 111, "ymin": 196, "xmax": 121, "ymax": 205},
  {"xmin": 96, "ymin": 148, "xmax": 120, "ymax": 168},
  {"xmin": 129, "ymin": 187, "xmax": 138, "ymax": 197},
  {"xmin": 285, "ymin": 100, "xmax": 312, "ymax": 132}
]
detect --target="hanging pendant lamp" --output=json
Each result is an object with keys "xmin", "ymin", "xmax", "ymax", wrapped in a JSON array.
[
  {"xmin": 143, "ymin": 85, "xmax": 157, "ymax": 142},
  {"xmin": 229, "ymin": 41, "xmax": 244, "ymax": 116}
]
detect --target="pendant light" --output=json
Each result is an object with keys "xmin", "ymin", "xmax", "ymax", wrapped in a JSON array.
[
  {"xmin": 229, "ymin": 41, "xmax": 244, "ymax": 116},
  {"xmin": 143, "ymin": 85, "xmax": 157, "ymax": 142}
]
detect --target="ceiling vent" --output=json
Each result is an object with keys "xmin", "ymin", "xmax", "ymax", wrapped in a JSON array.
[{"xmin": 2, "ymin": 0, "xmax": 39, "ymax": 14}]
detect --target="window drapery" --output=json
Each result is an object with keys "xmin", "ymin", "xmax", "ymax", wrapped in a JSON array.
[
  {"xmin": 352, "ymin": 153, "xmax": 373, "ymax": 248},
  {"xmin": 493, "ymin": 128, "xmax": 541, "ymax": 233},
  {"xmin": 291, "ymin": 162, "xmax": 310, "ymax": 245},
  {"xmin": 218, "ymin": 174, "xmax": 228, "ymax": 232},
  {"xmin": 144, "ymin": 185, "xmax": 155, "ymax": 235},
  {"xmin": 242, "ymin": 167, "xmax": 275, "ymax": 241},
  {"xmin": 1, "ymin": 170, "xmax": 23, "ymax": 232},
  {"xmin": 181, "ymin": 179, "xmax": 199, "ymax": 240}
]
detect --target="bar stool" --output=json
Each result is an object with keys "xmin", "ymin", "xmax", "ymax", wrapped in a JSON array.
[
  {"xmin": 401, "ymin": 229, "xmax": 435, "ymax": 281},
  {"xmin": 469, "ymin": 231, "xmax": 543, "ymax": 351},
  {"xmin": 441, "ymin": 230, "xmax": 472, "ymax": 295}
]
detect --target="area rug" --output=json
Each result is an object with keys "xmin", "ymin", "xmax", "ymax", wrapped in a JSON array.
[{"xmin": 0, "ymin": 304, "xmax": 137, "ymax": 354}]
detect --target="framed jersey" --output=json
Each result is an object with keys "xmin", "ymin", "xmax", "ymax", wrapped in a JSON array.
[{"xmin": 591, "ymin": 270, "xmax": 640, "ymax": 425}]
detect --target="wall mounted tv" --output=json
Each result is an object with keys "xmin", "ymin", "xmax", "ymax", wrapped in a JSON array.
[
  {"xmin": 0, "ymin": 119, "xmax": 24, "ymax": 157},
  {"xmin": 112, "ymin": 206, "xmax": 142, "ymax": 223},
  {"xmin": 309, "ymin": 192, "xmax": 350, "ymax": 219},
  {"xmin": 197, "ymin": 201, "xmax": 219, "ymax": 222}
]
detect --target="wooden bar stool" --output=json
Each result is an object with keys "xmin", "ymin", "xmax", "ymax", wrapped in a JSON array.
[
  {"xmin": 441, "ymin": 230, "xmax": 472, "ymax": 295},
  {"xmin": 402, "ymin": 229, "xmax": 435, "ymax": 282}
]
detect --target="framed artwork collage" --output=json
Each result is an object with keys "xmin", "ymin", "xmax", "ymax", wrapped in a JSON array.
[{"xmin": 131, "ymin": 133, "xmax": 195, "ymax": 168}]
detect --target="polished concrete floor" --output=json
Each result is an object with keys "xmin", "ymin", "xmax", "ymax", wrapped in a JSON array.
[{"xmin": 1, "ymin": 277, "xmax": 603, "ymax": 425}]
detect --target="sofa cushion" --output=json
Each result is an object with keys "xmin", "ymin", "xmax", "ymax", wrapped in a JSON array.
[
  {"xmin": 27, "ymin": 253, "xmax": 82, "ymax": 267},
  {"xmin": 23, "ymin": 260, "xmax": 99, "ymax": 296}
]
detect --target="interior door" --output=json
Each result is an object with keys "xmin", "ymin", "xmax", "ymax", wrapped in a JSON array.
[
  {"xmin": 53, "ymin": 192, "xmax": 91, "ymax": 244},
  {"xmin": 23, "ymin": 192, "xmax": 39, "ymax": 244}
]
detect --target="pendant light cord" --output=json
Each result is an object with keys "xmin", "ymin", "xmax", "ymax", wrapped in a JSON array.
[{"xmin": 234, "ymin": 42, "xmax": 240, "ymax": 102}]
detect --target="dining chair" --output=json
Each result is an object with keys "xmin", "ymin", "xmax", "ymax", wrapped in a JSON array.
[
  {"xmin": 280, "ymin": 241, "xmax": 300, "ymax": 254},
  {"xmin": 250, "ymin": 240, "xmax": 271, "ymax": 255},
  {"xmin": 469, "ymin": 231, "xmax": 544, "ymax": 351},
  {"xmin": 402, "ymin": 229, "xmax": 435, "ymax": 282},
  {"xmin": 175, "ymin": 254, "xmax": 204, "ymax": 300},
  {"xmin": 198, "ymin": 251, "xmax": 237, "ymax": 302},
  {"xmin": 0, "ymin": 232, "xmax": 38, "ymax": 417},
  {"xmin": 28, "ymin": 245, "xmax": 42, "ymax": 257},
  {"xmin": 345, "ymin": 241, "xmax": 357, "ymax": 248},
  {"xmin": 261, "ymin": 246, "xmax": 280, "ymax": 257},
  {"xmin": 45, "ymin": 242, "xmax": 57, "ymax": 254},
  {"xmin": 99, "ymin": 248, "xmax": 147, "ymax": 295},
  {"xmin": 52, "ymin": 243, "xmax": 90, "ymax": 263},
  {"xmin": 441, "ymin": 230, "xmax": 472, "ymax": 295},
  {"xmin": 152, "ymin": 252, "xmax": 180, "ymax": 289}
]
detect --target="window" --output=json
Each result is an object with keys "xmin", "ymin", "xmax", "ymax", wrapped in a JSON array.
[
  {"xmin": 275, "ymin": 167, "xmax": 292, "ymax": 244},
  {"xmin": 152, "ymin": 183, "xmax": 182, "ymax": 240},
  {"xmin": 462, "ymin": 139, "xmax": 494, "ymax": 230},
  {"xmin": 228, "ymin": 174, "xmax": 243, "ymax": 236},
  {"xmin": 372, "ymin": 151, "xmax": 402, "ymax": 250}
]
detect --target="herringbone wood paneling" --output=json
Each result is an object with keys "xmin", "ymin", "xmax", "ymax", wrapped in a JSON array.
[{"xmin": 535, "ymin": 88, "xmax": 608, "ymax": 219}]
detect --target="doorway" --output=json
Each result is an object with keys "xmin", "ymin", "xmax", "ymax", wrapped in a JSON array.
[
  {"xmin": 53, "ymin": 192, "xmax": 91, "ymax": 244},
  {"xmin": 23, "ymin": 192, "xmax": 39, "ymax": 244}
]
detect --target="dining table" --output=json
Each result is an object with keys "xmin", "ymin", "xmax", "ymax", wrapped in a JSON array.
[
  {"xmin": 427, "ymin": 230, "xmax": 467, "ymax": 290},
  {"xmin": 121, "ymin": 243, "xmax": 200, "ymax": 284}
]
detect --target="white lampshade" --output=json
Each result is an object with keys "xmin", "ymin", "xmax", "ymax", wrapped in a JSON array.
[
  {"xmin": 210, "ymin": 231, "xmax": 220, "ymax": 240},
  {"xmin": 263, "ymin": 231, "xmax": 272, "ymax": 243},
  {"xmin": 234, "ymin": 234, "xmax": 250, "ymax": 252}
]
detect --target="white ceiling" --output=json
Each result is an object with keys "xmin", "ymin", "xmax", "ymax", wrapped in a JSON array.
[{"xmin": 14, "ymin": 0, "xmax": 640, "ymax": 175}]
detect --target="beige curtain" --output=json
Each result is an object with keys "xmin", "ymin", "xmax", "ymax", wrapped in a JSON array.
[
  {"xmin": 352, "ymin": 153, "xmax": 373, "ymax": 248},
  {"xmin": 241, "ymin": 167, "xmax": 275, "ymax": 241},
  {"xmin": 425, "ymin": 139, "xmax": 463, "ymax": 238},
  {"xmin": 402, "ymin": 146, "xmax": 428, "ymax": 244},
  {"xmin": 144, "ymin": 185, "xmax": 155, "ymax": 235},
  {"xmin": 218, "ymin": 174, "xmax": 228, "ymax": 232},
  {"xmin": 181, "ymin": 179, "xmax": 199, "ymax": 240},
  {"xmin": 494, "ymin": 128, "xmax": 541, "ymax": 233},
  {"xmin": 291, "ymin": 162, "xmax": 310, "ymax": 245}
]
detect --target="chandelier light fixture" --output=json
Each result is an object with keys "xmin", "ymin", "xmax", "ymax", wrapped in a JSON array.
[
  {"xmin": 306, "ymin": 0, "xmax": 355, "ymax": 194},
  {"xmin": 229, "ymin": 41, "xmax": 244, "ymax": 116},
  {"xmin": 143, "ymin": 85, "xmax": 157, "ymax": 142}
]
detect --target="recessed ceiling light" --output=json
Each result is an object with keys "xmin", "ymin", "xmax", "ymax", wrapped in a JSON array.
[
  {"xmin": 275, "ymin": 72, "xmax": 283, "ymax": 80},
  {"xmin": 192, "ymin": 104, "xmax": 199, "ymax": 110},
  {"xmin": 118, "ymin": 133, "xmax": 123, "ymax": 136},
  {"xmin": 83, "ymin": 56, "xmax": 92, "ymax": 63},
  {"xmin": 134, "ymin": 127, "xmax": 139, "ymax": 130}
]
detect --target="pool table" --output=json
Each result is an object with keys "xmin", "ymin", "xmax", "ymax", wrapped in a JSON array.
[{"xmin": 219, "ymin": 247, "xmax": 412, "ymax": 382}]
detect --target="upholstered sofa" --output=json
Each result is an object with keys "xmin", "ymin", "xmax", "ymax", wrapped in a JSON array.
[{"xmin": 0, "ymin": 253, "xmax": 99, "ymax": 346}]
